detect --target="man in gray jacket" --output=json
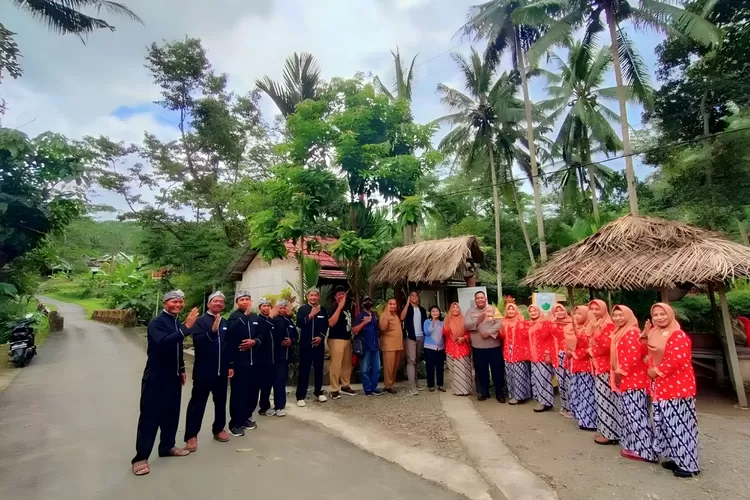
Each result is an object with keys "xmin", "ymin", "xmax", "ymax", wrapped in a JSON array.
[{"xmin": 464, "ymin": 291, "xmax": 505, "ymax": 403}]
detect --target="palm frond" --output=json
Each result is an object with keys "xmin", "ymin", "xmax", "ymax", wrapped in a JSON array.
[
  {"xmin": 615, "ymin": 27, "xmax": 653, "ymax": 108},
  {"xmin": 638, "ymin": 0, "xmax": 723, "ymax": 48},
  {"xmin": 372, "ymin": 75, "xmax": 395, "ymax": 100},
  {"xmin": 11, "ymin": 0, "xmax": 142, "ymax": 37}
]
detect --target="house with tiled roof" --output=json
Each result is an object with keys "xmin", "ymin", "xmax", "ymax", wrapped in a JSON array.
[{"xmin": 225, "ymin": 237, "xmax": 346, "ymax": 302}]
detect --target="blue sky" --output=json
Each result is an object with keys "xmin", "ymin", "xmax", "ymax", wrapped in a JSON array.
[{"xmin": 1, "ymin": 0, "xmax": 665, "ymax": 215}]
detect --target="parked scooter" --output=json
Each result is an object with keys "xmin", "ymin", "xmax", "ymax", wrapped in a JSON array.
[{"xmin": 8, "ymin": 314, "xmax": 37, "ymax": 367}]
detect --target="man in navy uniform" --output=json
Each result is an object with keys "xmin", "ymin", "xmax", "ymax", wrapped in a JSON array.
[
  {"xmin": 184, "ymin": 291, "xmax": 230, "ymax": 452},
  {"xmin": 225, "ymin": 290, "xmax": 262, "ymax": 437},
  {"xmin": 267, "ymin": 299, "xmax": 297, "ymax": 416},
  {"xmin": 295, "ymin": 288, "xmax": 329, "ymax": 406},
  {"xmin": 132, "ymin": 290, "xmax": 199, "ymax": 476}
]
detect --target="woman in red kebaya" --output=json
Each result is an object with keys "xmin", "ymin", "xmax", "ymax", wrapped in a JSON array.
[
  {"xmin": 587, "ymin": 299, "xmax": 620, "ymax": 445},
  {"xmin": 610, "ymin": 305, "xmax": 657, "ymax": 463},
  {"xmin": 528, "ymin": 305, "xmax": 556, "ymax": 412},
  {"xmin": 443, "ymin": 302, "xmax": 473, "ymax": 396},
  {"xmin": 552, "ymin": 304, "xmax": 573, "ymax": 418},
  {"xmin": 646, "ymin": 303, "xmax": 699, "ymax": 478},
  {"xmin": 501, "ymin": 303, "xmax": 532, "ymax": 404},
  {"xmin": 568, "ymin": 305, "xmax": 597, "ymax": 431}
]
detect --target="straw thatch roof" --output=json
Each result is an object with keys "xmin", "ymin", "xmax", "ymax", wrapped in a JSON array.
[
  {"xmin": 370, "ymin": 236, "xmax": 484, "ymax": 285},
  {"xmin": 523, "ymin": 215, "xmax": 750, "ymax": 290}
]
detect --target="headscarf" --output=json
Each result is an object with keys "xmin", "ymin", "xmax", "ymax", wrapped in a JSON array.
[
  {"xmin": 444, "ymin": 302, "xmax": 466, "ymax": 341},
  {"xmin": 566, "ymin": 305, "xmax": 590, "ymax": 352},
  {"xmin": 552, "ymin": 304, "xmax": 572, "ymax": 329},
  {"xmin": 588, "ymin": 299, "xmax": 614, "ymax": 337},
  {"xmin": 235, "ymin": 290, "xmax": 251, "ymax": 302},
  {"xmin": 163, "ymin": 290, "xmax": 185, "ymax": 302},
  {"xmin": 208, "ymin": 291, "xmax": 225, "ymax": 303},
  {"xmin": 647, "ymin": 302, "xmax": 681, "ymax": 367},
  {"xmin": 527, "ymin": 304, "xmax": 543, "ymax": 335},
  {"xmin": 503, "ymin": 303, "xmax": 521, "ymax": 328},
  {"xmin": 610, "ymin": 305, "xmax": 639, "ymax": 373}
]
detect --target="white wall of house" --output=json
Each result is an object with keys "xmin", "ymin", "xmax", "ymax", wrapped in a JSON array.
[{"xmin": 234, "ymin": 257, "xmax": 299, "ymax": 301}]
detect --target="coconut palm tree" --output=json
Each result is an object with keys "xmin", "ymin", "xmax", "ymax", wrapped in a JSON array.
[
  {"xmin": 256, "ymin": 52, "xmax": 322, "ymax": 117},
  {"xmin": 539, "ymin": 40, "xmax": 632, "ymax": 221},
  {"xmin": 460, "ymin": 0, "xmax": 549, "ymax": 262},
  {"xmin": 513, "ymin": 0, "xmax": 722, "ymax": 216},
  {"xmin": 373, "ymin": 48, "xmax": 418, "ymax": 104},
  {"xmin": 436, "ymin": 50, "xmax": 529, "ymax": 295},
  {"xmin": 10, "ymin": 0, "xmax": 142, "ymax": 36}
]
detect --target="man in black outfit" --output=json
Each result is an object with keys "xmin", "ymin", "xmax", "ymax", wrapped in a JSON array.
[
  {"xmin": 295, "ymin": 288, "xmax": 329, "ymax": 406},
  {"xmin": 183, "ymin": 291, "xmax": 230, "ymax": 452},
  {"xmin": 225, "ymin": 290, "xmax": 262, "ymax": 437},
  {"xmin": 256, "ymin": 298, "xmax": 280, "ymax": 416},
  {"xmin": 270, "ymin": 300, "xmax": 297, "ymax": 416},
  {"xmin": 132, "ymin": 290, "xmax": 199, "ymax": 476}
]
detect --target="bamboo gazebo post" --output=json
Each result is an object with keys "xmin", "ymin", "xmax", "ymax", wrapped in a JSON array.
[{"xmin": 716, "ymin": 282, "xmax": 748, "ymax": 408}]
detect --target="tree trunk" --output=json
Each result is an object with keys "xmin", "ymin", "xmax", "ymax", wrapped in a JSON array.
[
  {"xmin": 298, "ymin": 238, "xmax": 305, "ymax": 302},
  {"xmin": 582, "ymin": 128, "xmax": 599, "ymax": 222},
  {"xmin": 739, "ymin": 220, "xmax": 749, "ymax": 245},
  {"xmin": 515, "ymin": 33, "xmax": 547, "ymax": 262},
  {"xmin": 488, "ymin": 138, "xmax": 503, "ymax": 297},
  {"xmin": 605, "ymin": 9, "xmax": 639, "ymax": 216},
  {"xmin": 508, "ymin": 164, "xmax": 536, "ymax": 266}
]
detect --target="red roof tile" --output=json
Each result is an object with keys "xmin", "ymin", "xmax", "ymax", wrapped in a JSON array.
[{"xmin": 284, "ymin": 237, "xmax": 339, "ymax": 269}]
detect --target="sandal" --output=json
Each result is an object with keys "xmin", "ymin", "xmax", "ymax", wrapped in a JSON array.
[
  {"xmin": 160, "ymin": 447, "xmax": 190, "ymax": 457},
  {"xmin": 132, "ymin": 461, "xmax": 150, "ymax": 476}
]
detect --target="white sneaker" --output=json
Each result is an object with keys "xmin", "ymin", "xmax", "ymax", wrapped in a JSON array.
[
  {"xmin": 317, "ymin": 394, "xmax": 328, "ymax": 402},
  {"xmin": 264, "ymin": 409, "xmax": 276, "ymax": 417},
  {"xmin": 276, "ymin": 409, "xmax": 286, "ymax": 417},
  {"xmin": 409, "ymin": 388, "xmax": 419, "ymax": 396},
  {"xmin": 296, "ymin": 400, "xmax": 306, "ymax": 407}
]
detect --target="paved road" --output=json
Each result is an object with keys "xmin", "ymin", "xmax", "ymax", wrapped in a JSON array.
[{"xmin": 0, "ymin": 299, "xmax": 462, "ymax": 500}]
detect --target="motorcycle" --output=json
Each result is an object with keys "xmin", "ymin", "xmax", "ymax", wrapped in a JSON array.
[{"xmin": 8, "ymin": 314, "xmax": 37, "ymax": 367}]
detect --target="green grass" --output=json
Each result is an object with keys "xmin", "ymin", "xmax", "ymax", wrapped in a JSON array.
[{"xmin": 41, "ymin": 292, "xmax": 107, "ymax": 318}]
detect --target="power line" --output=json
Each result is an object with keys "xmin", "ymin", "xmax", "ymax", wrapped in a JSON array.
[{"xmin": 429, "ymin": 125, "xmax": 750, "ymax": 200}]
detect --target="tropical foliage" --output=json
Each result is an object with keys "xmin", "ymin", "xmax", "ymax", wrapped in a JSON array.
[{"xmin": 7, "ymin": 0, "xmax": 750, "ymax": 335}]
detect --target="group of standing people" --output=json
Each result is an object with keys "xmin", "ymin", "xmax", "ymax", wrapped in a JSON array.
[
  {"xmin": 131, "ymin": 287, "xmax": 700, "ymax": 481},
  {"xmin": 445, "ymin": 291, "xmax": 699, "ymax": 479},
  {"xmin": 131, "ymin": 288, "xmax": 302, "ymax": 476}
]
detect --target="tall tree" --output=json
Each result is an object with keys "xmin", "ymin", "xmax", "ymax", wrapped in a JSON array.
[
  {"xmin": 0, "ymin": 128, "xmax": 90, "ymax": 269},
  {"xmin": 373, "ymin": 48, "xmax": 425, "ymax": 243},
  {"xmin": 93, "ymin": 38, "xmax": 275, "ymax": 246},
  {"xmin": 514, "ymin": 0, "xmax": 722, "ymax": 216},
  {"xmin": 373, "ymin": 48, "xmax": 418, "ymax": 104},
  {"xmin": 645, "ymin": 0, "xmax": 750, "ymax": 142},
  {"xmin": 256, "ymin": 52, "xmax": 322, "ymax": 117},
  {"xmin": 540, "ymin": 41, "xmax": 628, "ymax": 221},
  {"xmin": 437, "ymin": 50, "xmax": 528, "ymax": 296},
  {"xmin": 461, "ymin": 0, "xmax": 549, "ymax": 262}
]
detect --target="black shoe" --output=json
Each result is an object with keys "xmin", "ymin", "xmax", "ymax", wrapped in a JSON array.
[
  {"xmin": 437, "ymin": 387, "xmax": 446, "ymax": 392},
  {"xmin": 673, "ymin": 468, "xmax": 700, "ymax": 478},
  {"xmin": 661, "ymin": 460, "xmax": 678, "ymax": 471},
  {"xmin": 243, "ymin": 419, "xmax": 257, "ymax": 430},
  {"xmin": 533, "ymin": 404, "xmax": 553, "ymax": 413},
  {"xmin": 340, "ymin": 386, "xmax": 357, "ymax": 396},
  {"xmin": 477, "ymin": 395, "xmax": 488, "ymax": 401},
  {"xmin": 229, "ymin": 426, "xmax": 245, "ymax": 437},
  {"xmin": 578, "ymin": 426, "xmax": 597, "ymax": 432},
  {"xmin": 330, "ymin": 391, "xmax": 341, "ymax": 400},
  {"xmin": 385, "ymin": 388, "xmax": 397, "ymax": 394},
  {"xmin": 497, "ymin": 396, "xmax": 506, "ymax": 403}
]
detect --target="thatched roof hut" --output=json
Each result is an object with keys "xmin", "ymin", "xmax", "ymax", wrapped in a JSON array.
[
  {"xmin": 523, "ymin": 214, "xmax": 750, "ymax": 408},
  {"xmin": 523, "ymin": 215, "xmax": 750, "ymax": 290},
  {"xmin": 370, "ymin": 236, "xmax": 484, "ymax": 285}
]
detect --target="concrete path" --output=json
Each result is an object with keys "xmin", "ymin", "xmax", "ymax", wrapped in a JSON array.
[
  {"xmin": 0, "ymin": 298, "xmax": 462, "ymax": 500},
  {"xmin": 440, "ymin": 394, "xmax": 558, "ymax": 500}
]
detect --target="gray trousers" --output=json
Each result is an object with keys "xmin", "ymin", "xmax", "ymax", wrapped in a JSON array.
[{"xmin": 405, "ymin": 337, "xmax": 424, "ymax": 389}]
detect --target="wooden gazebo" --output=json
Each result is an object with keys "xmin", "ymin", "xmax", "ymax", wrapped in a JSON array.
[{"xmin": 523, "ymin": 215, "xmax": 750, "ymax": 408}]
